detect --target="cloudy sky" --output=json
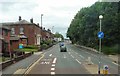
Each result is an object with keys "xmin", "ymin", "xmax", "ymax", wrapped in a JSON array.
[{"xmin": 0, "ymin": 0, "xmax": 99, "ymax": 38}]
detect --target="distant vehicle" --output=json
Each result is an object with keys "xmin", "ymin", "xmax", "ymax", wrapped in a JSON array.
[
  {"xmin": 60, "ymin": 43, "xmax": 67, "ymax": 52},
  {"xmin": 59, "ymin": 42, "xmax": 64, "ymax": 47}
]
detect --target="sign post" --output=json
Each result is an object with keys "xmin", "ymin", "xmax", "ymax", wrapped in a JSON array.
[
  {"xmin": 98, "ymin": 15, "xmax": 103, "ymax": 74},
  {"xmin": 103, "ymin": 65, "xmax": 108, "ymax": 74},
  {"xmin": 97, "ymin": 31, "xmax": 104, "ymax": 74}
]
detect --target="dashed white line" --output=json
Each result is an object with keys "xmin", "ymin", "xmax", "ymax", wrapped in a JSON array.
[
  {"xmin": 68, "ymin": 52, "xmax": 71, "ymax": 54},
  {"xmin": 79, "ymin": 55, "xmax": 84, "ymax": 59},
  {"xmin": 51, "ymin": 68, "xmax": 55, "ymax": 71},
  {"xmin": 53, "ymin": 58, "xmax": 57, "ymax": 63},
  {"xmin": 49, "ymin": 54, "xmax": 52, "ymax": 57},
  {"xmin": 64, "ymin": 54, "xmax": 66, "ymax": 58},
  {"xmin": 75, "ymin": 52, "xmax": 78, "ymax": 54},
  {"xmin": 51, "ymin": 72, "xmax": 55, "ymax": 75},
  {"xmin": 52, "ymin": 64, "xmax": 55, "ymax": 67},
  {"xmin": 75, "ymin": 59, "xmax": 81, "ymax": 64},
  {"xmin": 71, "ymin": 55, "xmax": 74, "ymax": 58}
]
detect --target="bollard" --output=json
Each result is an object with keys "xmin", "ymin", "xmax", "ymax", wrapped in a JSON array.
[{"xmin": 103, "ymin": 65, "xmax": 109, "ymax": 74}]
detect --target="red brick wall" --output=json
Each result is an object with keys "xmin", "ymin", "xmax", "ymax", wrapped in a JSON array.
[
  {"xmin": 8, "ymin": 24, "xmax": 42, "ymax": 45},
  {"xmin": 33, "ymin": 25, "xmax": 41, "ymax": 45},
  {"xmin": 2, "ymin": 28, "xmax": 10, "ymax": 52},
  {"xmin": 10, "ymin": 40, "xmax": 19, "ymax": 51}
]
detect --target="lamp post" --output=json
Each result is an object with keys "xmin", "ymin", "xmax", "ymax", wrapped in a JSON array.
[
  {"xmin": 41, "ymin": 14, "xmax": 43, "ymax": 41},
  {"xmin": 52, "ymin": 26, "xmax": 54, "ymax": 33},
  {"xmin": 41, "ymin": 14, "xmax": 43, "ymax": 27},
  {"xmin": 98, "ymin": 15, "xmax": 103, "ymax": 74}
]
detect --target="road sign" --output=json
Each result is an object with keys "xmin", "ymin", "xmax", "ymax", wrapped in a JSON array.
[
  {"xmin": 98, "ymin": 32, "xmax": 104, "ymax": 39},
  {"xmin": 103, "ymin": 65, "xmax": 109, "ymax": 74},
  {"xmin": 104, "ymin": 65, "xmax": 108, "ymax": 70},
  {"xmin": 19, "ymin": 44, "xmax": 23, "ymax": 49}
]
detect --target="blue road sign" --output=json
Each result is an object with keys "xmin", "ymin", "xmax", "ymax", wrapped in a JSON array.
[
  {"xmin": 104, "ymin": 65, "xmax": 108, "ymax": 70},
  {"xmin": 98, "ymin": 32, "xmax": 104, "ymax": 39},
  {"xmin": 19, "ymin": 44, "xmax": 23, "ymax": 49}
]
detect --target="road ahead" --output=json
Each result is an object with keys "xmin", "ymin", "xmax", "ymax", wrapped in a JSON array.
[{"xmin": 25, "ymin": 42, "xmax": 118, "ymax": 75}]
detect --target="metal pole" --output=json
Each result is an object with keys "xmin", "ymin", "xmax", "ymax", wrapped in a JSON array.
[
  {"xmin": 41, "ymin": 14, "xmax": 43, "ymax": 27},
  {"xmin": 41, "ymin": 14, "xmax": 43, "ymax": 41},
  {"xmin": 52, "ymin": 26, "xmax": 54, "ymax": 33},
  {"xmin": 98, "ymin": 19, "xmax": 102, "ymax": 74},
  {"xmin": 100, "ymin": 19, "xmax": 102, "ymax": 32}
]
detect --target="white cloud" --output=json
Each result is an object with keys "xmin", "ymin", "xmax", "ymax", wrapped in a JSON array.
[{"xmin": 0, "ymin": 0, "xmax": 98, "ymax": 38}]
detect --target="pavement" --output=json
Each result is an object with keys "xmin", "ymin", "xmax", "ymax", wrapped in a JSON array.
[
  {"xmin": 2, "ymin": 51, "xmax": 43, "ymax": 75},
  {"xmin": 25, "ymin": 43, "xmax": 89, "ymax": 75},
  {"xmin": 1, "ymin": 43, "xmax": 119, "ymax": 75},
  {"xmin": 25, "ymin": 43, "xmax": 118, "ymax": 75}
]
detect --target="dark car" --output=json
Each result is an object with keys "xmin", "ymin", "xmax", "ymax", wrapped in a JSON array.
[{"xmin": 60, "ymin": 43, "xmax": 67, "ymax": 52}]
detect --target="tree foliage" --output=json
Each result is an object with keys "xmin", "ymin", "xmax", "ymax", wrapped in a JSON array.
[
  {"xmin": 54, "ymin": 32, "xmax": 64, "ymax": 40},
  {"xmin": 67, "ymin": 2, "xmax": 120, "ymax": 54}
]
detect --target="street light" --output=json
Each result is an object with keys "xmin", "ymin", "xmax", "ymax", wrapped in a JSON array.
[
  {"xmin": 98, "ymin": 15, "xmax": 103, "ymax": 74},
  {"xmin": 52, "ymin": 26, "xmax": 54, "ymax": 33},
  {"xmin": 41, "ymin": 14, "xmax": 43, "ymax": 27},
  {"xmin": 41, "ymin": 14, "xmax": 43, "ymax": 43}
]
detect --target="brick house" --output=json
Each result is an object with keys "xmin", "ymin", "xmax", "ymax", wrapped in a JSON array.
[
  {"xmin": 41, "ymin": 28, "xmax": 54, "ymax": 41},
  {"xmin": 0, "ymin": 24, "xmax": 11, "ymax": 56},
  {"xmin": 3, "ymin": 16, "xmax": 42, "ymax": 51},
  {"xmin": 1, "ymin": 16, "xmax": 54, "ymax": 52}
]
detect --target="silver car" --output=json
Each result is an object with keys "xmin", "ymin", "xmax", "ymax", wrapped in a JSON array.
[{"xmin": 60, "ymin": 44, "xmax": 67, "ymax": 52}]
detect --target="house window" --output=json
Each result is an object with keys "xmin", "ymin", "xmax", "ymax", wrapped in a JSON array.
[
  {"xmin": 4, "ymin": 30, "xmax": 8, "ymax": 36},
  {"xmin": 20, "ymin": 27, "xmax": 24, "ymax": 34},
  {"xmin": 11, "ymin": 28, "xmax": 15, "ymax": 35}
]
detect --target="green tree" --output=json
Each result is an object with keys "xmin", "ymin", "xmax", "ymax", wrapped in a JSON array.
[
  {"xmin": 54, "ymin": 32, "xmax": 64, "ymax": 40},
  {"xmin": 67, "ymin": 2, "xmax": 119, "ymax": 54}
]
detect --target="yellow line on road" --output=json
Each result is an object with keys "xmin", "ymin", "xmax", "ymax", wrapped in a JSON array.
[{"xmin": 24, "ymin": 54, "xmax": 44, "ymax": 75}]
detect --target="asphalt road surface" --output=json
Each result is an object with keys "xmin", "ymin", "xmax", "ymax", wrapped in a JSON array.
[{"xmin": 25, "ymin": 42, "xmax": 118, "ymax": 75}]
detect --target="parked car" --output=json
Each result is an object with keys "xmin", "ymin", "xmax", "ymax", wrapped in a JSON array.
[{"xmin": 60, "ymin": 43, "xmax": 67, "ymax": 52}]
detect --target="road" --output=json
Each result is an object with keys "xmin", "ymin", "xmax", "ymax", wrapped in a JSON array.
[{"xmin": 25, "ymin": 42, "xmax": 118, "ymax": 75}]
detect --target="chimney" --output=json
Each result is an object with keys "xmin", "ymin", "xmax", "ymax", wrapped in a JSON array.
[
  {"xmin": 19, "ymin": 16, "xmax": 22, "ymax": 21},
  {"xmin": 30, "ymin": 18, "xmax": 33, "ymax": 23},
  {"xmin": 37, "ymin": 23, "xmax": 39, "ymax": 26}
]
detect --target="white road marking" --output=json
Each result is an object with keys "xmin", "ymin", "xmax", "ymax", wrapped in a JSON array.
[
  {"xmin": 76, "ymin": 59, "xmax": 81, "ymax": 64},
  {"xmin": 75, "ymin": 52, "xmax": 78, "ymax": 54},
  {"xmin": 112, "ymin": 62, "xmax": 120, "ymax": 66},
  {"xmin": 45, "ymin": 62, "xmax": 50, "ymax": 64},
  {"xmin": 49, "ymin": 54, "xmax": 52, "ymax": 57},
  {"xmin": 53, "ymin": 58, "xmax": 57, "ymax": 63},
  {"xmin": 71, "ymin": 55, "xmax": 74, "ymax": 58},
  {"xmin": 41, "ymin": 62, "xmax": 44, "ymax": 64},
  {"xmin": 51, "ymin": 68, "xmax": 55, "ymax": 71},
  {"xmin": 64, "ymin": 54, "xmax": 66, "ymax": 58},
  {"xmin": 79, "ymin": 55, "xmax": 84, "ymax": 59},
  {"xmin": 52, "ymin": 64, "xmax": 55, "ymax": 67},
  {"xmin": 51, "ymin": 72, "xmax": 55, "ymax": 75},
  {"xmin": 68, "ymin": 52, "xmax": 71, "ymax": 54},
  {"xmin": 41, "ymin": 62, "xmax": 50, "ymax": 64}
]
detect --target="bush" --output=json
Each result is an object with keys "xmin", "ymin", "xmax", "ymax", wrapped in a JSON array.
[
  {"xmin": 102, "ymin": 45, "xmax": 119, "ymax": 55},
  {"xmin": 24, "ymin": 45, "xmax": 38, "ymax": 49},
  {"xmin": 41, "ymin": 40, "xmax": 53, "ymax": 46},
  {"xmin": 41, "ymin": 44, "xmax": 48, "ymax": 49}
]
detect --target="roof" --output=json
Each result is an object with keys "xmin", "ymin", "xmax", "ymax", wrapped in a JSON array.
[
  {"xmin": 1, "ymin": 20, "xmax": 34, "ymax": 25},
  {"xmin": 0, "ymin": 23, "xmax": 10, "ymax": 30},
  {"xmin": 14, "ymin": 20, "xmax": 33, "ymax": 24},
  {"xmin": 19, "ymin": 35, "xmax": 27, "ymax": 39}
]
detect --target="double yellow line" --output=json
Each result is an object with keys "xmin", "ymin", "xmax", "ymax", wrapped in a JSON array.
[{"xmin": 24, "ymin": 53, "xmax": 45, "ymax": 75}]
